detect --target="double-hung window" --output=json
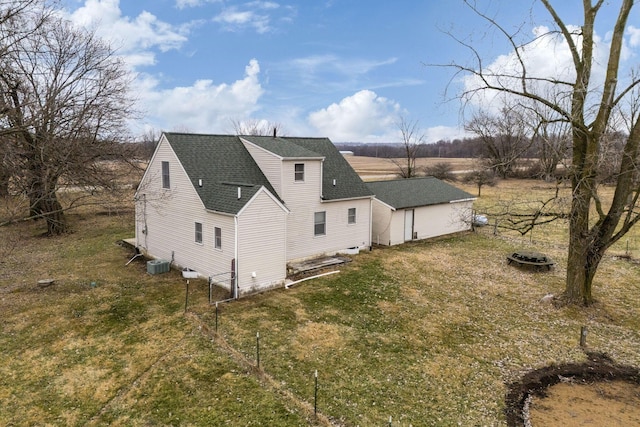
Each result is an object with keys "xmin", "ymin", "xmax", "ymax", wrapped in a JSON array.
[
  {"xmin": 348, "ymin": 208, "xmax": 356, "ymax": 224},
  {"xmin": 314, "ymin": 211, "xmax": 326, "ymax": 236},
  {"xmin": 294, "ymin": 163, "xmax": 304, "ymax": 182},
  {"xmin": 195, "ymin": 222, "xmax": 203, "ymax": 244},
  {"xmin": 214, "ymin": 227, "xmax": 222, "ymax": 249},
  {"xmin": 161, "ymin": 161, "xmax": 170, "ymax": 189}
]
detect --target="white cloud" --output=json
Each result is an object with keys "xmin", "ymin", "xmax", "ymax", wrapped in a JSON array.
[
  {"xmin": 628, "ymin": 25, "xmax": 640, "ymax": 48},
  {"xmin": 290, "ymin": 55, "xmax": 397, "ymax": 77},
  {"xmin": 463, "ymin": 25, "xmax": 611, "ymax": 112},
  {"xmin": 67, "ymin": 0, "xmax": 188, "ymax": 68},
  {"xmin": 138, "ymin": 59, "xmax": 264, "ymax": 133},
  {"xmin": 308, "ymin": 90, "xmax": 401, "ymax": 142},
  {"xmin": 213, "ymin": 2, "xmax": 284, "ymax": 34},
  {"xmin": 175, "ymin": 0, "xmax": 221, "ymax": 9}
]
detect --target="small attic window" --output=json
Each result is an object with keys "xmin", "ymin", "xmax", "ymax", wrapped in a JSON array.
[{"xmin": 294, "ymin": 163, "xmax": 304, "ymax": 182}]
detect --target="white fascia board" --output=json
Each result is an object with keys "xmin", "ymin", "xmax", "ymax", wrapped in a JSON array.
[
  {"xmin": 321, "ymin": 195, "xmax": 375, "ymax": 203},
  {"xmin": 283, "ymin": 156, "xmax": 325, "ymax": 161},
  {"xmin": 449, "ymin": 197, "xmax": 477, "ymax": 204},
  {"xmin": 204, "ymin": 209, "xmax": 237, "ymax": 217}
]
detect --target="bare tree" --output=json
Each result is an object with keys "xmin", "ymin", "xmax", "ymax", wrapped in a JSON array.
[
  {"xmin": 393, "ymin": 116, "xmax": 425, "ymax": 178},
  {"xmin": 230, "ymin": 118, "xmax": 286, "ymax": 137},
  {"xmin": 447, "ymin": 0, "xmax": 640, "ymax": 305},
  {"xmin": 465, "ymin": 106, "xmax": 533, "ymax": 178},
  {"xmin": 0, "ymin": 9, "xmax": 136, "ymax": 234},
  {"xmin": 462, "ymin": 168, "xmax": 496, "ymax": 197},
  {"xmin": 528, "ymin": 106, "xmax": 571, "ymax": 181},
  {"xmin": 136, "ymin": 128, "xmax": 161, "ymax": 160},
  {"xmin": 424, "ymin": 162, "xmax": 457, "ymax": 182},
  {"xmin": 0, "ymin": 0, "xmax": 53, "ymax": 197}
]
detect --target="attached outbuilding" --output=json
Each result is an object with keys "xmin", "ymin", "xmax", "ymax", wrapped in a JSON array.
[{"xmin": 367, "ymin": 177, "xmax": 476, "ymax": 246}]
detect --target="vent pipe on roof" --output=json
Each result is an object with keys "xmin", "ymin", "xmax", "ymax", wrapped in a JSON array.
[
  {"xmin": 198, "ymin": 179, "xmax": 203, "ymax": 187},
  {"xmin": 332, "ymin": 179, "xmax": 336, "ymax": 186},
  {"xmin": 237, "ymin": 187, "xmax": 241, "ymax": 199},
  {"xmin": 273, "ymin": 127, "xmax": 277, "ymax": 138}
]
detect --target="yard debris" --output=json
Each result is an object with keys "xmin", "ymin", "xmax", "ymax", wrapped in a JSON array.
[{"xmin": 37, "ymin": 279, "xmax": 55, "ymax": 288}]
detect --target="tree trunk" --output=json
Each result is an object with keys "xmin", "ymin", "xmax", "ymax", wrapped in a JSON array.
[
  {"xmin": 42, "ymin": 192, "xmax": 66, "ymax": 235},
  {"xmin": 565, "ymin": 177, "xmax": 602, "ymax": 305},
  {"xmin": 28, "ymin": 173, "xmax": 67, "ymax": 234}
]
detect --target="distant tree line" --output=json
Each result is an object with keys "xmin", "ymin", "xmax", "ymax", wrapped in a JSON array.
[{"xmin": 335, "ymin": 138, "xmax": 485, "ymax": 159}]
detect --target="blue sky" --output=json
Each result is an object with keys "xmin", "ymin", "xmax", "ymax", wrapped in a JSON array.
[{"xmin": 60, "ymin": 1, "xmax": 639, "ymax": 142}]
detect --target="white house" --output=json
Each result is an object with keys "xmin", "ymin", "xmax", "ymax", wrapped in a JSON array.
[
  {"xmin": 134, "ymin": 133, "xmax": 373, "ymax": 297},
  {"xmin": 367, "ymin": 177, "xmax": 476, "ymax": 246}
]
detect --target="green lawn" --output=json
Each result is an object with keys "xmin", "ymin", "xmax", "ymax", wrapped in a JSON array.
[{"xmin": 2, "ymin": 183, "xmax": 640, "ymax": 426}]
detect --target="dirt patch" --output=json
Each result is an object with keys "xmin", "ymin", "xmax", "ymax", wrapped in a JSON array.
[
  {"xmin": 528, "ymin": 380, "xmax": 640, "ymax": 425},
  {"xmin": 505, "ymin": 352, "xmax": 640, "ymax": 426}
]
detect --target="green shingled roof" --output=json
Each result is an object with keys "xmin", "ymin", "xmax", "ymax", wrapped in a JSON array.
[
  {"xmin": 163, "ymin": 133, "xmax": 372, "ymax": 214},
  {"xmin": 240, "ymin": 136, "xmax": 323, "ymax": 159},
  {"xmin": 240, "ymin": 136, "xmax": 373, "ymax": 201},
  {"xmin": 367, "ymin": 177, "xmax": 475, "ymax": 210},
  {"xmin": 164, "ymin": 133, "xmax": 279, "ymax": 214}
]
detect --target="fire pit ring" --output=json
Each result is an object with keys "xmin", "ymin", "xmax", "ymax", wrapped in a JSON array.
[{"xmin": 506, "ymin": 250, "xmax": 554, "ymax": 270}]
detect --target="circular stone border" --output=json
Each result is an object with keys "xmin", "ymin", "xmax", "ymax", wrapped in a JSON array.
[{"xmin": 504, "ymin": 351, "xmax": 640, "ymax": 426}]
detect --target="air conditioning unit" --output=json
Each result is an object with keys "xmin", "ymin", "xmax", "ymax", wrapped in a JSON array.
[{"xmin": 147, "ymin": 259, "xmax": 170, "ymax": 274}]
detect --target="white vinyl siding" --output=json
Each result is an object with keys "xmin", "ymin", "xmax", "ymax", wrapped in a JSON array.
[
  {"xmin": 371, "ymin": 198, "xmax": 474, "ymax": 246},
  {"xmin": 134, "ymin": 136, "xmax": 236, "ymax": 285},
  {"xmin": 240, "ymin": 139, "xmax": 284, "ymax": 196},
  {"xmin": 236, "ymin": 190, "xmax": 287, "ymax": 295},
  {"xmin": 281, "ymin": 157, "xmax": 371, "ymax": 260},
  {"xmin": 371, "ymin": 198, "xmax": 395, "ymax": 246},
  {"xmin": 411, "ymin": 201, "xmax": 473, "ymax": 240}
]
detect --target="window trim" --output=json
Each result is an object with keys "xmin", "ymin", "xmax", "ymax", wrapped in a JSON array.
[
  {"xmin": 294, "ymin": 163, "xmax": 305, "ymax": 182},
  {"xmin": 214, "ymin": 227, "xmax": 222, "ymax": 250},
  {"xmin": 161, "ymin": 161, "xmax": 170, "ymax": 189},
  {"xmin": 195, "ymin": 222, "xmax": 203, "ymax": 244},
  {"xmin": 348, "ymin": 207, "xmax": 356, "ymax": 224},
  {"xmin": 314, "ymin": 211, "xmax": 326, "ymax": 236}
]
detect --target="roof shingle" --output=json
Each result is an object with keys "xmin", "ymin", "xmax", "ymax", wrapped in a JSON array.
[
  {"xmin": 163, "ymin": 133, "xmax": 372, "ymax": 214},
  {"xmin": 367, "ymin": 177, "xmax": 475, "ymax": 209},
  {"xmin": 164, "ymin": 133, "xmax": 278, "ymax": 214}
]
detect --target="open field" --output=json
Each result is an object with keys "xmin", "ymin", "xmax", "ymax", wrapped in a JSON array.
[
  {"xmin": 344, "ymin": 156, "xmax": 477, "ymax": 181},
  {"xmin": 2, "ymin": 157, "xmax": 640, "ymax": 425}
]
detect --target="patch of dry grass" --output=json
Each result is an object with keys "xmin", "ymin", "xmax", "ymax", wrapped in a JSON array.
[
  {"xmin": 204, "ymin": 230, "xmax": 640, "ymax": 425},
  {"xmin": 0, "ymin": 211, "xmax": 311, "ymax": 426},
  {"xmin": 3, "ymin": 175, "xmax": 640, "ymax": 426}
]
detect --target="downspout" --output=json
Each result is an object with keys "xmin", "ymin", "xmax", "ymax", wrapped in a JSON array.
[
  {"xmin": 284, "ymin": 206, "xmax": 288, "ymax": 276},
  {"xmin": 319, "ymin": 158, "xmax": 324, "ymax": 199},
  {"xmin": 234, "ymin": 215, "xmax": 239, "ymax": 299},
  {"xmin": 369, "ymin": 197, "xmax": 373, "ymax": 249}
]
